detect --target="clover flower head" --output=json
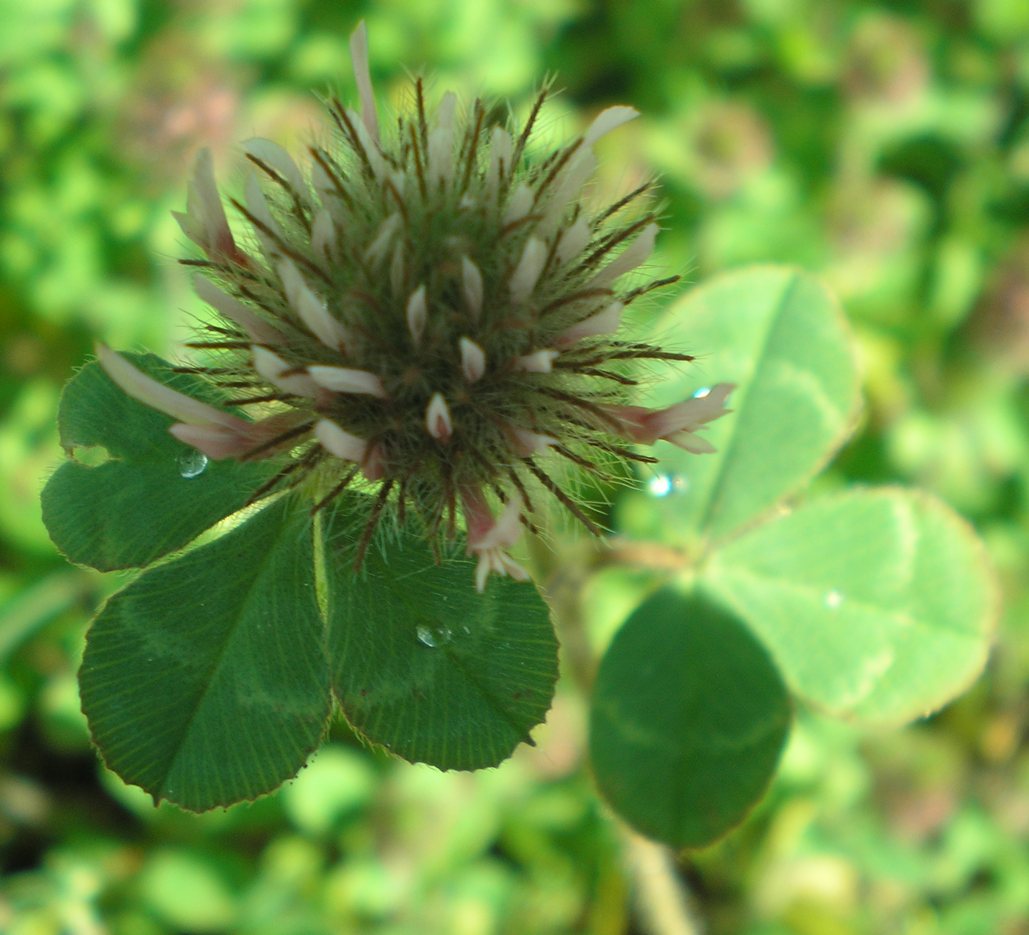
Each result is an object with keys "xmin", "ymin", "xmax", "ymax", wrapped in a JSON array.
[{"xmin": 99, "ymin": 22, "xmax": 733, "ymax": 590}]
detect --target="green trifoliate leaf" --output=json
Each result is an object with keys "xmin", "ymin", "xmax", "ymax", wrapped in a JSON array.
[
  {"xmin": 700, "ymin": 489, "xmax": 998, "ymax": 723},
  {"xmin": 589, "ymin": 589, "xmax": 791, "ymax": 849},
  {"xmin": 626, "ymin": 266, "xmax": 860, "ymax": 545},
  {"xmin": 80, "ymin": 495, "xmax": 330, "ymax": 811},
  {"xmin": 41, "ymin": 353, "xmax": 275, "ymax": 571},
  {"xmin": 321, "ymin": 501, "xmax": 558, "ymax": 770}
]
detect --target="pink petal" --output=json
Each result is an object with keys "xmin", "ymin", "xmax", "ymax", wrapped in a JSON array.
[
  {"xmin": 474, "ymin": 550, "xmax": 529, "ymax": 593},
  {"xmin": 176, "ymin": 149, "xmax": 239, "ymax": 261},
  {"xmin": 555, "ymin": 218, "xmax": 591, "ymax": 268},
  {"xmin": 473, "ymin": 494, "xmax": 523, "ymax": 551},
  {"xmin": 365, "ymin": 212, "xmax": 400, "ymax": 265},
  {"xmin": 514, "ymin": 349, "xmax": 559, "ymax": 374},
  {"xmin": 307, "ymin": 365, "xmax": 387, "ymax": 398},
  {"xmin": 244, "ymin": 172, "xmax": 285, "ymax": 260},
  {"xmin": 644, "ymin": 383, "xmax": 736, "ymax": 437},
  {"xmin": 173, "ymin": 410, "xmax": 311, "ymax": 462},
  {"xmin": 311, "ymin": 209, "xmax": 337, "ymax": 265},
  {"xmin": 539, "ymin": 150, "xmax": 596, "ymax": 232},
  {"xmin": 314, "ymin": 419, "xmax": 368, "ymax": 463},
  {"xmin": 278, "ymin": 258, "xmax": 348, "ymax": 351},
  {"xmin": 557, "ymin": 301, "xmax": 624, "ymax": 346},
  {"xmin": 425, "ymin": 393, "xmax": 453, "ymax": 443},
  {"xmin": 195, "ymin": 276, "xmax": 283, "ymax": 345},
  {"xmin": 407, "ymin": 284, "xmax": 427, "ymax": 345},
  {"xmin": 427, "ymin": 93, "xmax": 457, "ymax": 186},
  {"xmin": 459, "ymin": 337, "xmax": 486, "ymax": 383},
  {"xmin": 458, "ymin": 488, "xmax": 529, "ymax": 591},
  {"xmin": 361, "ymin": 442, "xmax": 386, "ymax": 481},
  {"xmin": 252, "ymin": 346, "xmax": 320, "ymax": 397},
  {"xmin": 349, "ymin": 21, "xmax": 380, "ymax": 143},
  {"xmin": 583, "ymin": 106, "xmax": 639, "ymax": 146},
  {"xmin": 590, "ymin": 222, "xmax": 658, "ymax": 287},
  {"xmin": 345, "ymin": 105, "xmax": 385, "ymax": 180},
  {"xmin": 509, "ymin": 237, "xmax": 546, "ymax": 304},
  {"xmin": 665, "ymin": 432, "xmax": 718, "ymax": 454},
  {"xmin": 506, "ymin": 424, "xmax": 558, "ymax": 457},
  {"xmin": 503, "ymin": 183, "xmax": 533, "ymax": 225},
  {"xmin": 602, "ymin": 404, "xmax": 660, "ymax": 443},
  {"xmin": 460, "ymin": 485, "xmax": 494, "ymax": 542},
  {"xmin": 242, "ymin": 138, "xmax": 306, "ymax": 194},
  {"xmin": 485, "ymin": 128, "xmax": 513, "ymax": 201},
  {"xmin": 604, "ymin": 384, "xmax": 735, "ymax": 451},
  {"xmin": 169, "ymin": 423, "xmax": 251, "ymax": 460},
  {"xmin": 96, "ymin": 344, "xmax": 247, "ymax": 432}
]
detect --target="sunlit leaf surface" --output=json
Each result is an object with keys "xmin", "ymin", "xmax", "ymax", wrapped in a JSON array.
[
  {"xmin": 590, "ymin": 588, "xmax": 791, "ymax": 848},
  {"xmin": 625, "ymin": 268, "xmax": 860, "ymax": 545},
  {"xmin": 322, "ymin": 500, "xmax": 558, "ymax": 770},
  {"xmin": 42, "ymin": 354, "xmax": 274, "ymax": 571},
  {"xmin": 702, "ymin": 489, "xmax": 997, "ymax": 723},
  {"xmin": 80, "ymin": 496, "xmax": 330, "ymax": 811}
]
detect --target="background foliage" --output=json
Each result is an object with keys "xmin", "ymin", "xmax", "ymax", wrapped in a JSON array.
[{"xmin": 3, "ymin": 0, "xmax": 1028, "ymax": 932}]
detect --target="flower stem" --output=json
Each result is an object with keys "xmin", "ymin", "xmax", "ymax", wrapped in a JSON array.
[{"xmin": 535, "ymin": 537, "xmax": 704, "ymax": 935}]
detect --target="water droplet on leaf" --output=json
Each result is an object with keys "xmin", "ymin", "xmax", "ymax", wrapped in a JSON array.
[
  {"xmin": 416, "ymin": 623, "xmax": 452, "ymax": 648},
  {"xmin": 647, "ymin": 473, "xmax": 687, "ymax": 498},
  {"xmin": 824, "ymin": 589, "xmax": 843, "ymax": 609},
  {"xmin": 177, "ymin": 450, "xmax": 208, "ymax": 479}
]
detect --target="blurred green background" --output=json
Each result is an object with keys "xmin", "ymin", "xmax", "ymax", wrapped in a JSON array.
[{"xmin": 2, "ymin": 0, "xmax": 1028, "ymax": 932}]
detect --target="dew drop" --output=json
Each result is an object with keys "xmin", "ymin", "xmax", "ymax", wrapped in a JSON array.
[
  {"xmin": 692, "ymin": 386, "xmax": 711, "ymax": 399},
  {"xmin": 177, "ymin": 450, "xmax": 208, "ymax": 479},
  {"xmin": 416, "ymin": 623, "xmax": 452, "ymax": 648},
  {"xmin": 824, "ymin": 589, "xmax": 843, "ymax": 610},
  {"xmin": 647, "ymin": 473, "xmax": 687, "ymax": 498},
  {"xmin": 648, "ymin": 474, "xmax": 672, "ymax": 497}
]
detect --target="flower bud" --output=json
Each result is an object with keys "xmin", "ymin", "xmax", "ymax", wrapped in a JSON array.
[{"xmin": 98, "ymin": 23, "xmax": 732, "ymax": 588}]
